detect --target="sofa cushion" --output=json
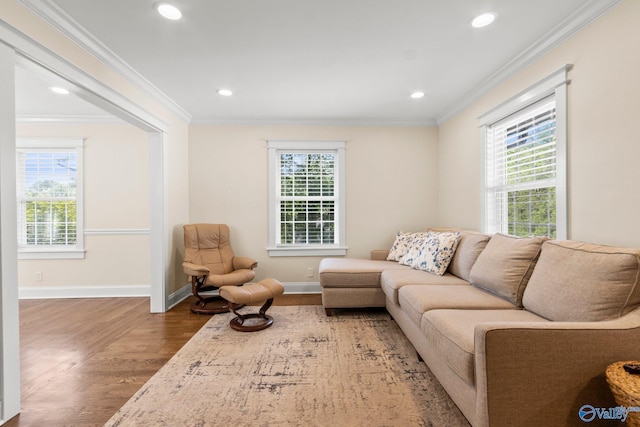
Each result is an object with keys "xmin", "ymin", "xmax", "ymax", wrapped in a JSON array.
[
  {"xmin": 422, "ymin": 309, "xmax": 548, "ymax": 386},
  {"xmin": 523, "ymin": 240, "xmax": 640, "ymax": 321},
  {"xmin": 427, "ymin": 228, "xmax": 492, "ymax": 281},
  {"xmin": 447, "ymin": 231, "xmax": 492, "ymax": 281},
  {"xmin": 469, "ymin": 233, "xmax": 545, "ymax": 307},
  {"xmin": 381, "ymin": 269, "xmax": 469, "ymax": 305},
  {"xmin": 387, "ymin": 231, "xmax": 428, "ymax": 261},
  {"xmin": 319, "ymin": 258, "xmax": 408, "ymax": 288},
  {"xmin": 398, "ymin": 285, "xmax": 517, "ymax": 327}
]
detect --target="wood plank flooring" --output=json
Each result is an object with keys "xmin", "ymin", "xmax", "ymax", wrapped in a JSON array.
[{"xmin": 5, "ymin": 294, "xmax": 321, "ymax": 427}]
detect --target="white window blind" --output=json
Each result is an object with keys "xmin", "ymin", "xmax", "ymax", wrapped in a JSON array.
[
  {"xmin": 486, "ymin": 97, "xmax": 558, "ymax": 237},
  {"xmin": 267, "ymin": 140, "xmax": 346, "ymax": 256},
  {"xmin": 278, "ymin": 152, "xmax": 336, "ymax": 245},
  {"xmin": 16, "ymin": 138, "xmax": 85, "ymax": 259}
]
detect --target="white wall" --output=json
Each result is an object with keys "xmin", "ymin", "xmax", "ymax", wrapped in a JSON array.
[
  {"xmin": 15, "ymin": 122, "xmax": 150, "ymax": 292},
  {"xmin": 438, "ymin": 0, "xmax": 640, "ymax": 247},
  {"xmin": 188, "ymin": 125, "xmax": 438, "ymax": 284}
]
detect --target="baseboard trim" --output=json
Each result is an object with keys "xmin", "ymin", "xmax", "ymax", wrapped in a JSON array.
[
  {"xmin": 167, "ymin": 284, "xmax": 192, "ymax": 310},
  {"xmin": 283, "ymin": 282, "xmax": 321, "ymax": 294},
  {"xmin": 18, "ymin": 284, "xmax": 151, "ymax": 299},
  {"xmin": 18, "ymin": 282, "xmax": 321, "ymax": 302},
  {"xmin": 167, "ymin": 281, "xmax": 321, "ymax": 308}
]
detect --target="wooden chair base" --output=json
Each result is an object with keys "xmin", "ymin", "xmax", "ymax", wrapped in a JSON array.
[
  {"xmin": 228, "ymin": 299, "xmax": 275, "ymax": 332},
  {"xmin": 190, "ymin": 296, "xmax": 244, "ymax": 315}
]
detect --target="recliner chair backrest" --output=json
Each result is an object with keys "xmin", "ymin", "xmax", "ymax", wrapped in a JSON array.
[{"xmin": 183, "ymin": 224, "xmax": 235, "ymax": 275}]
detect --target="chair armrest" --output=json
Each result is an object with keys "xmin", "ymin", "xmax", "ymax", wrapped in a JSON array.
[
  {"xmin": 182, "ymin": 262, "xmax": 210, "ymax": 277},
  {"xmin": 233, "ymin": 256, "xmax": 258, "ymax": 270},
  {"xmin": 370, "ymin": 250, "xmax": 389, "ymax": 260},
  {"xmin": 473, "ymin": 311, "xmax": 640, "ymax": 427}
]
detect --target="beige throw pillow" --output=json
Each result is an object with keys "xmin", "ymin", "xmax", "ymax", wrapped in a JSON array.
[
  {"xmin": 523, "ymin": 240, "xmax": 640, "ymax": 321},
  {"xmin": 469, "ymin": 233, "xmax": 545, "ymax": 306},
  {"xmin": 447, "ymin": 231, "xmax": 492, "ymax": 281}
]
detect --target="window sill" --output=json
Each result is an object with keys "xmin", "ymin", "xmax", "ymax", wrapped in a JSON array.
[
  {"xmin": 267, "ymin": 246, "xmax": 347, "ymax": 257},
  {"xmin": 18, "ymin": 249, "xmax": 86, "ymax": 260}
]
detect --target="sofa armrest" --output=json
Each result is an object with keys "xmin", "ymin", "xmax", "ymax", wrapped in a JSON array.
[
  {"xmin": 182, "ymin": 262, "xmax": 210, "ymax": 277},
  {"xmin": 370, "ymin": 250, "xmax": 389, "ymax": 260},
  {"xmin": 473, "ymin": 311, "xmax": 640, "ymax": 427},
  {"xmin": 233, "ymin": 256, "xmax": 258, "ymax": 270}
]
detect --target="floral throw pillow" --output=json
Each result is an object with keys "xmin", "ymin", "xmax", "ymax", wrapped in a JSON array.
[
  {"xmin": 398, "ymin": 232, "xmax": 431, "ymax": 266},
  {"xmin": 387, "ymin": 231, "xmax": 426, "ymax": 261},
  {"xmin": 407, "ymin": 231, "xmax": 462, "ymax": 275}
]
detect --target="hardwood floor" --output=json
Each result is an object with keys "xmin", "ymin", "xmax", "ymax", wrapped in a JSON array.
[{"xmin": 6, "ymin": 294, "xmax": 321, "ymax": 427}]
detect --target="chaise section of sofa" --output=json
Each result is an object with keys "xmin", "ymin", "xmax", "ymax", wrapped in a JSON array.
[
  {"xmin": 320, "ymin": 229, "xmax": 492, "ymax": 315},
  {"xmin": 318, "ymin": 256, "xmax": 409, "ymax": 315}
]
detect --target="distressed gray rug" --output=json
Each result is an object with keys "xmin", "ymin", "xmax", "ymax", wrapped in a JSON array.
[{"xmin": 104, "ymin": 306, "xmax": 469, "ymax": 427}]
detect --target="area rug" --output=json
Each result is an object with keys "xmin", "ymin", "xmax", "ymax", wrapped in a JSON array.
[{"xmin": 104, "ymin": 306, "xmax": 469, "ymax": 427}]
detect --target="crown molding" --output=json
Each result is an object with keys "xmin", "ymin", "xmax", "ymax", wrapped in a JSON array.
[
  {"xmin": 18, "ymin": 0, "xmax": 192, "ymax": 123},
  {"xmin": 190, "ymin": 117, "xmax": 438, "ymax": 127},
  {"xmin": 435, "ymin": 0, "xmax": 622, "ymax": 125},
  {"xmin": 16, "ymin": 114, "xmax": 124, "ymax": 124}
]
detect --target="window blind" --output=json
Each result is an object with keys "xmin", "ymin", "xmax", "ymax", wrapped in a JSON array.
[
  {"xmin": 277, "ymin": 152, "xmax": 337, "ymax": 245},
  {"xmin": 16, "ymin": 149, "xmax": 78, "ymax": 247},
  {"xmin": 486, "ymin": 97, "xmax": 558, "ymax": 237}
]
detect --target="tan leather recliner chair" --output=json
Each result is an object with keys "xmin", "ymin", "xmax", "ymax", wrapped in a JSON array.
[{"xmin": 182, "ymin": 224, "xmax": 258, "ymax": 314}]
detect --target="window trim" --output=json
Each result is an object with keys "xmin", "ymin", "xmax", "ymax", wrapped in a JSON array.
[
  {"xmin": 478, "ymin": 65, "xmax": 569, "ymax": 239},
  {"xmin": 267, "ymin": 140, "xmax": 347, "ymax": 257},
  {"xmin": 16, "ymin": 137, "xmax": 85, "ymax": 259}
]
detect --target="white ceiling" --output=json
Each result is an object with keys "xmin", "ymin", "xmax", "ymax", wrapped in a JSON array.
[
  {"xmin": 15, "ymin": 66, "xmax": 113, "ymax": 119},
  {"xmin": 16, "ymin": 0, "xmax": 620, "ymax": 125}
]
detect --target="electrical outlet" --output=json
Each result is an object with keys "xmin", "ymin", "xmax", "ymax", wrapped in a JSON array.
[
  {"xmin": 35, "ymin": 272, "xmax": 43, "ymax": 282},
  {"xmin": 307, "ymin": 267, "xmax": 314, "ymax": 278}
]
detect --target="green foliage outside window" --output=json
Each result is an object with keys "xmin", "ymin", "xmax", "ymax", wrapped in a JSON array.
[
  {"xmin": 503, "ymin": 108, "xmax": 557, "ymax": 238},
  {"xmin": 23, "ymin": 179, "xmax": 77, "ymax": 245},
  {"xmin": 507, "ymin": 187, "xmax": 556, "ymax": 238}
]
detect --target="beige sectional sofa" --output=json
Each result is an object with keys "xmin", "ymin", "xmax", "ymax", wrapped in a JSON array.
[{"xmin": 318, "ymin": 229, "xmax": 640, "ymax": 427}]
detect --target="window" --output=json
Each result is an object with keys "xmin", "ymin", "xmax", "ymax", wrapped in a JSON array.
[
  {"xmin": 487, "ymin": 98, "xmax": 558, "ymax": 237},
  {"xmin": 479, "ymin": 66, "xmax": 569, "ymax": 239},
  {"xmin": 267, "ymin": 140, "xmax": 346, "ymax": 256},
  {"xmin": 16, "ymin": 138, "xmax": 85, "ymax": 259}
]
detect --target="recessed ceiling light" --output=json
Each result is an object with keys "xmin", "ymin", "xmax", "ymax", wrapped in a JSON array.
[
  {"xmin": 217, "ymin": 89, "xmax": 233, "ymax": 97},
  {"xmin": 155, "ymin": 3, "xmax": 182, "ymax": 20},
  {"xmin": 49, "ymin": 86, "xmax": 70, "ymax": 95},
  {"xmin": 472, "ymin": 12, "xmax": 496, "ymax": 28},
  {"xmin": 410, "ymin": 91, "xmax": 425, "ymax": 99}
]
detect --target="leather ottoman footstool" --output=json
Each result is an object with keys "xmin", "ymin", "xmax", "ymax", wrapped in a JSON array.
[{"xmin": 219, "ymin": 278, "xmax": 284, "ymax": 331}]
